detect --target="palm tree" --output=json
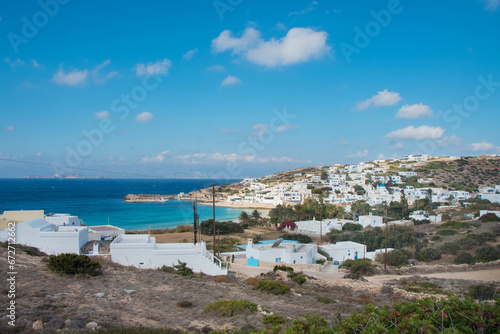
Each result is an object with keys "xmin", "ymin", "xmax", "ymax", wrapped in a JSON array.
[
  {"xmin": 239, "ymin": 211, "xmax": 249, "ymax": 223},
  {"xmin": 251, "ymin": 210, "xmax": 262, "ymax": 222}
]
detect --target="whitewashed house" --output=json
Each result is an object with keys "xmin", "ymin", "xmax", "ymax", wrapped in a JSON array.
[
  {"xmin": 45, "ymin": 213, "xmax": 84, "ymax": 226},
  {"xmin": 320, "ymin": 241, "xmax": 367, "ymax": 263},
  {"xmin": 294, "ymin": 218, "xmax": 346, "ymax": 234},
  {"xmin": 0, "ymin": 218, "xmax": 88, "ymax": 255},
  {"xmin": 398, "ymin": 171, "xmax": 417, "ymax": 178},
  {"xmin": 88, "ymin": 225, "xmax": 125, "ymax": 241},
  {"xmin": 245, "ymin": 239, "xmax": 317, "ymax": 265},
  {"xmin": 358, "ymin": 214, "xmax": 384, "ymax": 228},
  {"xmin": 403, "ymin": 154, "xmax": 428, "ymax": 162},
  {"xmin": 110, "ymin": 234, "xmax": 227, "ymax": 275}
]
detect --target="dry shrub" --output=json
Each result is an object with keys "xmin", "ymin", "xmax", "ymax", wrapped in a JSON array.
[
  {"xmin": 213, "ymin": 275, "xmax": 230, "ymax": 283},
  {"xmin": 245, "ymin": 277, "xmax": 258, "ymax": 286},
  {"xmin": 176, "ymin": 300, "xmax": 193, "ymax": 308}
]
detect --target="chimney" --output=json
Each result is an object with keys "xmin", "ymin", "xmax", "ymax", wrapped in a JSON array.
[{"xmin": 247, "ymin": 238, "xmax": 253, "ymax": 248}]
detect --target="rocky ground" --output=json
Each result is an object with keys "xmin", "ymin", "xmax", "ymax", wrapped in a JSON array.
[{"xmin": 2, "ymin": 247, "xmax": 499, "ymax": 333}]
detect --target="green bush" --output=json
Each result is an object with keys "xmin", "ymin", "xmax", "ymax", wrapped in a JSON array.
[
  {"xmin": 454, "ymin": 252, "xmax": 475, "ymax": 265},
  {"xmin": 173, "ymin": 260, "xmax": 195, "ymax": 278},
  {"xmin": 440, "ymin": 242, "xmax": 461, "ymax": 255},
  {"xmin": 386, "ymin": 249, "xmax": 412, "ymax": 266},
  {"xmin": 316, "ymin": 259, "xmax": 326, "ymax": 265},
  {"xmin": 205, "ymin": 299, "xmax": 257, "ymax": 317},
  {"xmin": 255, "ymin": 280, "xmax": 290, "ymax": 295},
  {"xmin": 289, "ymin": 273, "xmax": 307, "ymax": 285},
  {"xmin": 341, "ymin": 258, "xmax": 374, "ymax": 278},
  {"xmin": 468, "ymin": 284, "xmax": 497, "ymax": 301},
  {"xmin": 436, "ymin": 229, "xmax": 459, "ymax": 236},
  {"xmin": 273, "ymin": 265, "xmax": 294, "ymax": 273},
  {"xmin": 431, "ymin": 235, "xmax": 441, "ymax": 242},
  {"xmin": 46, "ymin": 253, "xmax": 102, "ymax": 276},
  {"xmin": 459, "ymin": 234, "xmax": 486, "ymax": 250},
  {"xmin": 475, "ymin": 246, "xmax": 500, "ymax": 262},
  {"xmin": 342, "ymin": 223, "xmax": 363, "ymax": 231},
  {"xmin": 415, "ymin": 248, "xmax": 441, "ymax": 262},
  {"xmin": 262, "ymin": 314, "xmax": 286, "ymax": 325},
  {"xmin": 200, "ymin": 219, "xmax": 244, "ymax": 235},
  {"xmin": 280, "ymin": 233, "xmax": 312, "ymax": 244},
  {"xmin": 333, "ymin": 296, "xmax": 500, "ymax": 333},
  {"xmin": 437, "ymin": 221, "xmax": 471, "ymax": 229}
]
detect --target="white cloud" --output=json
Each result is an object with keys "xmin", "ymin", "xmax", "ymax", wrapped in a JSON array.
[
  {"xmin": 337, "ymin": 138, "xmax": 349, "ymax": 146},
  {"xmin": 52, "ymin": 67, "xmax": 88, "ymax": 86},
  {"xmin": 91, "ymin": 59, "xmax": 118, "ymax": 84},
  {"xmin": 212, "ymin": 27, "xmax": 262, "ymax": 54},
  {"xmin": 140, "ymin": 150, "xmax": 303, "ymax": 165},
  {"xmin": 386, "ymin": 125, "xmax": 445, "ymax": 141},
  {"xmin": 347, "ymin": 150, "xmax": 369, "ymax": 158},
  {"xmin": 207, "ymin": 64, "xmax": 225, "ymax": 72},
  {"xmin": 469, "ymin": 141, "xmax": 496, "ymax": 151},
  {"xmin": 31, "ymin": 60, "xmax": 42, "ymax": 68},
  {"xmin": 218, "ymin": 128, "xmax": 242, "ymax": 134},
  {"xmin": 212, "ymin": 27, "xmax": 331, "ymax": 68},
  {"xmin": 276, "ymin": 23, "xmax": 287, "ymax": 31},
  {"xmin": 136, "ymin": 111, "xmax": 154, "ymax": 122},
  {"xmin": 355, "ymin": 89, "xmax": 401, "ymax": 110},
  {"xmin": 5, "ymin": 58, "xmax": 24, "ymax": 67},
  {"xmin": 251, "ymin": 123, "xmax": 270, "ymax": 136},
  {"xmin": 183, "ymin": 48, "xmax": 198, "ymax": 60},
  {"xmin": 396, "ymin": 103, "xmax": 434, "ymax": 119},
  {"xmin": 134, "ymin": 59, "xmax": 171, "ymax": 77},
  {"xmin": 94, "ymin": 110, "xmax": 110, "ymax": 119},
  {"xmin": 275, "ymin": 123, "xmax": 299, "ymax": 132},
  {"xmin": 4, "ymin": 126, "xmax": 15, "ymax": 131},
  {"xmin": 35, "ymin": 152, "xmax": 42, "ymax": 157},
  {"xmin": 221, "ymin": 75, "xmax": 242, "ymax": 86},
  {"xmin": 377, "ymin": 153, "xmax": 386, "ymax": 160},
  {"xmin": 289, "ymin": 1, "xmax": 318, "ymax": 16},
  {"xmin": 480, "ymin": 0, "xmax": 499, "ymax": 11}
]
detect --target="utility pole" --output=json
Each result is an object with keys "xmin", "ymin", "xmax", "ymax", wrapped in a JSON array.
[
  {"xmin": 212, "ymin": 183, "xmax": 216, "ymax": 258},
  {"xmin": 384, "ymin": 207, "xmax": 388, "ymax": 270},
  {"xmin": 193, "ymin": 197, "xmax": 198, "ymax": 245}
]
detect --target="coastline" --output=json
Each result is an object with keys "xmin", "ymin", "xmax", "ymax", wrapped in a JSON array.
[{"xmin": 186, "ymin": 199, "xmax": 276, "ymax": 210}]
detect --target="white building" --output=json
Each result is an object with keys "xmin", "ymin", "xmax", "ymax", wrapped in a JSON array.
[
  {"xmin": 294, "ymin": 218, "xmax": 347, "ymax": 234},
  {"xmin": 110, "ymin": 234, "xmax": 227, "ymax": 275},
  {"xmin": 479, "ymin": 210, "xmax": 500, "ymax": 218},
  {"xmin": 398, "ymin": 171, "xmax": 417, "ymax": 178},
  {"xmin": 88, "ymin": 225, "xmax": 125, "ymax": 241},
  {"xmin": 0, "ymin": 218, "xmax": 88, "ymax": 255},
  {"xmin": 409, "ymin": 211, "xmax": 442, "ymax": 223},
  {"xmin": 320, "ymin": 241, "xmax": 367, "ymax": 263},
  {"xmin": 45, "ymin": 213, "xmax": 84, "ymax": 226},
  {"xmin": 358, "ymin": 214, "xmax": 384, "ymax": 228},
  {"xmin": 245, "ymin": 239, "xmax": 317, "ymax": 265},
  {"xmin": 403, "ymin": 154, "xmax": 428, "ymax": 162}
]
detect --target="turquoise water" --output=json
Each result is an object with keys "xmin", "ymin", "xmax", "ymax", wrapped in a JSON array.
[{"xmin": 0, "ymin": 179, "xmax": 244, "ymax": 230}]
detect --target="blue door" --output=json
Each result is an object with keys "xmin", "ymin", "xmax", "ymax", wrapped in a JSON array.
[{"xmin": 355, "ymin": 252, "xmax": 358, "ymax": 259}]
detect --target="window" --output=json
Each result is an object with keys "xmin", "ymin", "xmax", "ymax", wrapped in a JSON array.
[{"xmin": 275, "ymin": 258, "xmax": 281, "ymax": 263}]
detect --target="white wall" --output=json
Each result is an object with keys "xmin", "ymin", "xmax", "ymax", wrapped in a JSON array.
[
  {"xmin": 45, "ymin": 214, "xmax": 83, "ymax": 226},
  {"xmin": 321, "ymin": 242, "xmax": 366, "ymax": 263},
  {"xmin": 110, "ymin": 236, "xmax": 227, "ymax": 276},
  {"xmin": 358, "ymin": 215, "xmax": 384, "ymax": 228},
  {"xmin": 13, "ymin": 219, "xmax": 88, "ymax": 255}
]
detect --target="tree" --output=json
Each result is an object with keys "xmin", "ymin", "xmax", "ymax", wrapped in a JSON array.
[
  {"xmin": 239, "ymin": 211, "xmax": 249, "ymax": 223},
  {"xmin": 320, "ymin": 171, "xmax": 328, "ymax": 180},
  {"xmin": 251, "ymin": 210, "xmax": 262, "ymax": 221},
  {"xmin": 351, "ymin": 200, "xmax": 370, "ymax": 216}
]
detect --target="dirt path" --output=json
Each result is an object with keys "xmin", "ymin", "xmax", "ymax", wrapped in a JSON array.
[{"xmin": 366, "ymin": 268, "xmax": 500, "ymax": 284}]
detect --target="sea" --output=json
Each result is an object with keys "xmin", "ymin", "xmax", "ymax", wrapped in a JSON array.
[{"xmin": 0, "ymin": 178, "xmax": 245, "ymax": 231}]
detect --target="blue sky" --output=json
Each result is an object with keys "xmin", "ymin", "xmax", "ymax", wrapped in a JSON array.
[{"xmin": 1, "ymin": 0, "xmax": 499, "ymax": 178}]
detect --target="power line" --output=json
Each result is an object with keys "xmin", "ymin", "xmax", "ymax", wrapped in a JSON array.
[{"xmin": 0, "ymin": 157, "xmax": 158, "ymax": 178}]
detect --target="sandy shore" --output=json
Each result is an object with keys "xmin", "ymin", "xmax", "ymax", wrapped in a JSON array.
[{"xmin": 182, "ymin": 198, "xmax": 276, "ymax": 210}]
